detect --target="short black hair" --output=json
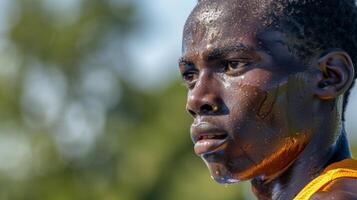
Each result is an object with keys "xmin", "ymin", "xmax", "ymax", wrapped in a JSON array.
[
  {"xmin": 270, "ymin": 0, "xmax": 357, "ymax": 120},
  {"xmin": 197, "ymin": 0, "xmax": 357, "ymax": 120}
]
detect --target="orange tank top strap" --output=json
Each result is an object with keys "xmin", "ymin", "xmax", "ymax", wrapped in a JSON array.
[{"xmin": 293, "ymin": 159, "xmax": 357, "ymax": 200}]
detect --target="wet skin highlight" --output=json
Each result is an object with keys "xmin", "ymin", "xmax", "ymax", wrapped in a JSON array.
[{"xmin": 179, "ymin": 0, "xmax": 356, "ymax": 199}]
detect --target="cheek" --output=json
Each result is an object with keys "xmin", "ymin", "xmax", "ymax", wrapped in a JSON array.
[
  {"xmin": 221, "ymin": 83, "xmax": 283, "ymax": 165},
  {"xmin": 225, "ymin": 84, "xmax": 267, "ymax": 121},
  {"xmin": 222, "ymin": 73, "xmax": 316, "ymax": 179},
  {"xmin": 222, "ymin": 69, "xmax": 279, "ymax": 124},
  {"xmin": 227, "ymin": 83, "xmax": 284, "ymax": 152},
  {"xmin": 223, "ymin": 81, "xmax": 279, "ymax": 138},
  {"xmin": 224, "ymin": 71, "xmax": 316, "ymax": 139},
  {"xmin": 226, "ymin": 76, "xmax": 314, "ymax": 149}
]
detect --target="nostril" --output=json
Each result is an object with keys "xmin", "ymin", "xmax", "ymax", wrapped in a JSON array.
[
  {"xmin": 200, "ymin": 104, "xmax": 213, "ymax": 113},
  {"xmin": 188, "ymin": 109, "xmax": 197, "ymax": 118}
]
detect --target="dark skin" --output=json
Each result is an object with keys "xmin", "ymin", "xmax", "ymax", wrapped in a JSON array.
[{"xmin": 179, "ymin": 1, "xmax": 356, "ymax": 199}]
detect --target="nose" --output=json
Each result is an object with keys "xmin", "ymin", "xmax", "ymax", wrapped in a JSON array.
[{"xmin": 186, "ymin": 71, "xmax": 223, "ymax": 118}]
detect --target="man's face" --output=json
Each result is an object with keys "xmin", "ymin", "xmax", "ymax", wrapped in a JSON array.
[{"xmin": 180, "ymin": 1, "xmax": 319, "ymax": 183}]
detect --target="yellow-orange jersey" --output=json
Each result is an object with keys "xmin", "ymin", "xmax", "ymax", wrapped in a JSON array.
[{"xmin": 294, "ymin": 159, "xmax": 357, "ymax": 200}]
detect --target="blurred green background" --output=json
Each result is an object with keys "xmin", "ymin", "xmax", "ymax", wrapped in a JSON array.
[{"xmin": 0, "ymin": 1, "xmax": 356, "ymax": 200}]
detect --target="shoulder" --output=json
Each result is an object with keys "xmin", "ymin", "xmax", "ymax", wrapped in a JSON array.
[{"xmin": 310, "ymin": 178, "xmax": 357, "ymax": 200}]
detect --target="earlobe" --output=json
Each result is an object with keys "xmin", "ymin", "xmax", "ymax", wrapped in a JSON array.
[{"xmin": 314, "ymin": 51, "xmax": 355, "ymax": 100}]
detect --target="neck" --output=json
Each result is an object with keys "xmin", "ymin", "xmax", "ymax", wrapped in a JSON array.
[{"xmin": 251, "ymin": 126, "xmax": 352, "ymax": 200}]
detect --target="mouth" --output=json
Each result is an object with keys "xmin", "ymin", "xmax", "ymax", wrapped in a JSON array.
[{"xmin": 191, "ymin": 123, "xmax": 229, "ymax": 156}]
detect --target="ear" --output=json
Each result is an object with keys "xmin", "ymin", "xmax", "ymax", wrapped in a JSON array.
[{"xmin": 314, "ymin": 50, "xmax": 355, "ymax": 100}]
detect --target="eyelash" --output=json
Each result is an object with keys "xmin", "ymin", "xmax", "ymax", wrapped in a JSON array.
[
  {"xmin": 181, "ymin": 70, "xmax": 198, "ymax": 88},
  {"xmin": 181, "ymin": 59, "xmax": 251, "ymax": 88},
  {"xmin": 223, "ymin": 60, "xmax": 250, "ymax": 74}
]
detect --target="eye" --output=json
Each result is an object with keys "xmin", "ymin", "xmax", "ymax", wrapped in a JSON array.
[
  {"xmin": 224, "ymin": 60, "xmax": 250, "ymax": 75},
  {"xmin": 182, "ymin": 71, "xmax": 198, "ymax": 88}
]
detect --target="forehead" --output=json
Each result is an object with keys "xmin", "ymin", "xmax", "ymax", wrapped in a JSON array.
[{"xmin": 182, "ymin": 0, "xmax": 276, "ymax": 55}]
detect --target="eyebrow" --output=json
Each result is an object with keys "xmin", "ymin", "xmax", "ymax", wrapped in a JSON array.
[
  {"xmin": 178, "ymin": 57, "xmax": 189, "ymax": 65},
  {"xmin": 178, "ymin": 44, "xmax": 252, "ymax": 65},
  {"xmin": 207, "ymin": 44, "xmax": 251, "ymax": 60}
]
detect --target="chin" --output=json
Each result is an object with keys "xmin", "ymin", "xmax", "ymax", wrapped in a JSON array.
[
  {"xmin": 203, "ymin": 158, "xmax": 241, "ymax": 184},
  {"xmin": 201, "ymin": 152, "xmax": 257, "ymax": 183},
  {"xmin": 212, "ymin": 175, "xmax": 241, "ymax": 184}
]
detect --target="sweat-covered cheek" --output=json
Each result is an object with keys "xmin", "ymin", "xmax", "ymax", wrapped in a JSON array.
[
  {"xmin": 237, "ymin": 76, "xmax": 315, "ymax": 179},
  {"xmin": 224, "ymin": 84, "xmax": 281, "ymax": 155},
  {"xmin": 225, "ymin": 83, "xmax": 277, "ymax": 131},
  {"xmin": 223, "ymin": 85, "xmax": 282, "ymax": 150},
  {"xmin": 257, "ymin": 84, "xmax": 279, "ymax": 119},
  {"xmin": 227, "ymin": 84, "xmax": 267, "ymax": 118},
  {"xmin": 233, "ymin": 75, "xmax": 313, "ymax": 145},
  {"xmin": 223, "ymin": 82, "xmax": 313, "ymax": 180},
  {"xmin": 226, "ymin": 82, "xmax": 282, "ymax": 149}
]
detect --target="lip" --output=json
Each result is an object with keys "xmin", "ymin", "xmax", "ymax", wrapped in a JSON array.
[
  {"xmin": 191, "ymin": 122, "xmax": 229, "ymax": 155},
  {"xmin": 194, "ymin": 139, "xmax": 228, "ymax": 155}
]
